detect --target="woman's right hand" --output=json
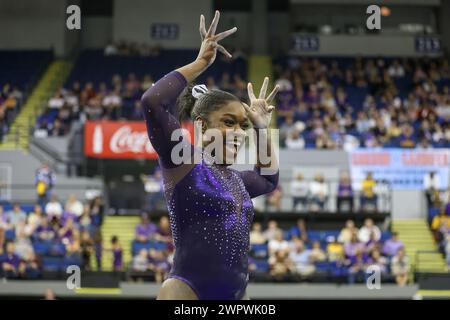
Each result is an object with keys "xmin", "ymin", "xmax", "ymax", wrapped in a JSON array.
[{"xmin": 195, "ymin": 10, "xmax": 237, "ymax": 70}]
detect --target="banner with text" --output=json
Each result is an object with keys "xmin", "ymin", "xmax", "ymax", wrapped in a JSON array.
[
  {"xmin": 349, "ymin": 149, "xmax": 450, "ymax": 190},
  {"xmin": 84, "ymin": 121, "xmax": 193, "ymax": 159}
]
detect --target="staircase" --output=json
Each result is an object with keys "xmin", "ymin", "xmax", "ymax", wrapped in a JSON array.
[
  {"xmin": 100, "ymin": 216, "xmax": 139, "ymax": 271},
  {"xmin": 392, "ymin": 219, "xmax": 447, "ymax": 273},
  {"xmin": 0, "ymin": 60, "xmax": 72, "ymax": 150}
]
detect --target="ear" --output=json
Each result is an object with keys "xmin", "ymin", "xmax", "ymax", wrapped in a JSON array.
[{"xmin": 194, "ymin": 117, "xmax": 207, "ymax": 134}]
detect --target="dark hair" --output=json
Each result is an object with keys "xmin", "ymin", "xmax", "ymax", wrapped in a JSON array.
[
  {"xmin": 111, "ymin": 235, "xmax": 119, "ymax": 244},
  {"xmin": 177, "ymin": 83, "xmax": 240, "ymax": 122}
]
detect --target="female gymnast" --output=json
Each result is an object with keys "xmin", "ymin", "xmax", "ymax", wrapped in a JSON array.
[{"xmin": 141, "ymin": 10, "xmax": 279, "ymax": 300}]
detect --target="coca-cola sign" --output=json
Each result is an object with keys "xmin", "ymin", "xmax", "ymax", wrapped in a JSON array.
[{"xmin": 84, "ymin": 121, "xmax": 194, "ymax": 159}]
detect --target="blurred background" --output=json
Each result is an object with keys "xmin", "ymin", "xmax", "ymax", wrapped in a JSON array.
[{"xmin": 0, "ymin": 0, "xmax": 450, "ymax": 299}]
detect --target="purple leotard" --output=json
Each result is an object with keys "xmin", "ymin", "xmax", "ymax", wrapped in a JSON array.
[{"xmin": 141, "ymin": 71, "xmax": 278, "ymax": 300}]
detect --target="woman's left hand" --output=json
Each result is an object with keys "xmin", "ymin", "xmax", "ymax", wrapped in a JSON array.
[{"xmin": 243, "ymin": 77, "xmax": 279, "ymax": 129}]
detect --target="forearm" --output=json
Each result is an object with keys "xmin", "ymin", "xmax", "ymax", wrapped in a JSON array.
[
  {"xmin": 176, "ymin": 60, "xmax": 208, "ymax": 83},
  {"xmin": 254, "ymin": 128, "xmax": 278, "ymax": 172}
]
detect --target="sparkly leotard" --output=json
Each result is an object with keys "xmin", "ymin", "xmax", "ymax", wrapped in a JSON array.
[{"xmin": 141, "ymin": 71, "xmax": 279, "ymax": 300}]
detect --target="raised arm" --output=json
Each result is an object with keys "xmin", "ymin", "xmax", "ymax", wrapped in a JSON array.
[
  {"xmin": 141, "ymin": 10, "xmax": 237, "ymax": 169},
  {"xmin": 239, "ymin": 77, "xmax": 280, "ymax": 198}
]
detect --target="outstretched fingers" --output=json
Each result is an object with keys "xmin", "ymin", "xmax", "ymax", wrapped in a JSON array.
[
  {"xmin": 247, "ymin": 83, "xmax": 257, "ymax": 101},
  {"xmin": 266, "ymin": 85, "xmax": 280, "ymax": 104},
  {"xmin": 259, "ymin": 77, "xmax": 269, "ymax": 99},
  {"xmin": 206, "ymin": 10, "xmax": 220, "ymax": 37},
  {"xmin": 199, "ymin": 14, "xmax": 207, "ymax": 40},
  {"xmin": 216, "ymin": 45, "xmax": 232, "ymax": 58},
  {"xmin": 212, "ymin": 27, "xmax": 237, "ymax": 42}
]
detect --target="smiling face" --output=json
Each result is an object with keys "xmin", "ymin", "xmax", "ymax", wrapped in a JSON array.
[{"xmin": 198, "ymin": 101, "xmax": 250, "ymax": 165}]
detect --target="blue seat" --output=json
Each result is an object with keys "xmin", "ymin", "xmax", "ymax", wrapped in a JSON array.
[
  {"xmin": 42, "ymin": 256, "xmax": 63, "ymax": 272},
  {"xmin": 5, "ymin": 229, "xmax": 15, "ymax": 241},
  {"xmin": 152, "ymin": 241, "xmax": 168, "ymax": 251},
  {"xmin": 131, "ymin": 240, "xmax": 152, "ymax": 256},
  {"xmin": 380, "ymin": 231, "xmax": 391, "ymax": 242},
  {"xmin": 33, "ymin": 241, "xmax": 51, "ymax": 255},
  {"xmin": 254, "ymin": 259, "xmax": 269, "ymax": 273},
  {"xmin": 250, "ymin": 243, "xmax": 268, "ymax": 258}
]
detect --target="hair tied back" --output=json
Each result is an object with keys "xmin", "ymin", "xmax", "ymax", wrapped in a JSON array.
[{"xmin": 191, "ymin": 84, "xmax": 208, "ymax": 99}]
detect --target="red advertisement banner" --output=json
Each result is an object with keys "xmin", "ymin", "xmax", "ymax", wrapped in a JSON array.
[{"xmin": 84, "ymin": 121, "xmax": 193, "ymax": 159}]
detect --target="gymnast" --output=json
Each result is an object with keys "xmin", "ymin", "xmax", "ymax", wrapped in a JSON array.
[{"xmin": 141, "ymin": 10, "xmax": 279, "ymax": 300}]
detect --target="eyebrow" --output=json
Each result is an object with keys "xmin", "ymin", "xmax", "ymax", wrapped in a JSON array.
[{"xmin": 222, "ymin": 113, "xmax": 249, "ymax": 122}]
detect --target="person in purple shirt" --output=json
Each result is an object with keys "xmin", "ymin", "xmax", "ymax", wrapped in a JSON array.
[
  {"xmin": 111, "ymin": 235, "xmax": 123, "ymax": 272},
  {"xmin": 347, "ymin": 248, "xmax": 370, "ymax": 284},
  {"xmin": 382, "ymin": 232, "xmax": 404, "ymax": 257},
  {"xmin": 1, "ymin": 242, "xmax": 21, "ymax": 279},
  {"xmin": 337, "ymin": 171, "xmax": 354, "ymax": 213},
  {"xmin": 33, "ymin": 217, "xmax": 56, "ymax": 242},
  {"xmin": 141, "ymin": 11, "xmax": 279, "ymax": 300},
  {"xmin": 135, "ymin": 213, "xmax": 157, "ymax": 243}
]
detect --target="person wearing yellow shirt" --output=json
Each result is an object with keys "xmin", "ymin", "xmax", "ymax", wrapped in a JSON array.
[
  {"xmin": 361, "ymin": 172, "xmax": 377, "ymax": 211},
  {"xmin": 431, "ymin": 207, "xmax": 450, "ymax": 242},
  {"xmin": 326, "ymin": 236, "xmax": 344, "ymax": 262}
]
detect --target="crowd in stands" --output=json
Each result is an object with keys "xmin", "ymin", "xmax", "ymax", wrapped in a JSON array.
[
  {"xmin": 265, "ymin": 171, "xmax": 388, "ymax": 213},
  {"xmin": 129, "ymin": 214, "xmax": 173, "ymax": 283},
  {"xmin": 0, "ymin": 84, "xmax": 23, "ymax": 142},
  {"xmin": 104, "ymin": 41, "xmax": 162, "ymax": 57},
  {"xmin": 127, "ymin": 214, "xmax": 408, "ymax": 285},
  {"xmin": 250, "ymin": 218, "xmax": 408, "ymax": 285},
  {"xmin": 427, "ymin": 185, "xmax": 450, "ymax": 269},
  {"xmin": 274, "ymin": 56, "xmax": 450, "ymax": 149},
  {"xmin": 34, "ymin": 70, "xmax": 249, "ymax": 137},
  {"xmin": 0, "ymin": 162, "xmax": 109, "ymax": 279}
]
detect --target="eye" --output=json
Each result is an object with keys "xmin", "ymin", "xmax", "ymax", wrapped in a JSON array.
[
  {"xmin": 224, "ymin": 119, "xmax": 235, "ymax": 127},
  {"xmin": 241, "ymin": 122, "xmax": 251, "ymax": 130}
]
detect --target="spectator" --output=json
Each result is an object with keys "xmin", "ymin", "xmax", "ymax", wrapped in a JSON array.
[
  {"xmin": 13, "ymin": 229, "xmax": 34, "ymax": 260},
  {"xmin": 132, "ymin": 248, "xmax": 149, "ymax": 272},
  {"xmin": 391, "ymin": 248, "xmax": 410, "ymax": 286},
  {"xmin": 43, "ymin": 289, "xmax": 56, "ymax": 300},
  {"xmin": 290, "ymin": 173, "xmax": 309, "ymax": 211},
  {"xmin": 140, "ymin": 168, "xmax": 165, "ymax": 212},
  {"xmin": 268, "ymin": 230, "xmax": 290, "ymax": 258},
  {"xmin": 263, "ymin": 220, "xmax": 282, "ymax": 242},
  {"xmin": 111, "ymin": 235, "xmax": 123, "ymax": 272},
  {"xmin": 347, "ymin": 249, "xmax": 370, "ymax": 284},
  {"xmin": 250, "ymin": 223, "xmax": 266, "ymax": 245},
  {"xmin": 45, "ymin": 195, "xmax": 63, "ymax": 221},
  {"xmin": 288, "ymin": 218, "xmax": 307, "ymax": 242},
  {"xmin": 326, "ymin": 236, "xmax": 344, "ymax": 262},
  {"xmin": 337, "ymin": 171, "xmax": 353, "ymax": 212},
  {"xmin": 27, "ymin": 204, "xmax": 44, "ymax": 234},
  {"xmin": 310, "ymin": 240, "xmax": 327, "ymax": 262},
  {"xmin": 358, "ymin": 218, "xmax": 381, "ymax": 243},
  {"xmin": 309, "ymin": 174, "xmax": 329, "ymax": 211},
  {"xmin": 6, "ymin": 204, "xmax": 26, "ymax": 228},
  {"xmin": 382, "ymin": 232, "xmax": 404, "ymax": 257},
  {"xmin": 35, "ymin": 162, "xmax": 55, "ymax": 208},
  {"xmin": 338, "ymin": 220, "xmax": 358, "ymax": 244},
  {"xmin": 33, "ymin": 217, "xmax": 56, "ymax": 242},
  {"xmin": 90, "ymin": 196, "xmax": 105, "ymax": 228},
  {"xmin": 344, "ymin": 232, "xmax": 365, "ymax": 259},
  {"xmin": 360, "ymin": 172, "xmax": 377, "ymax": 211},
  {"xmin": 269, "ymin": 250, "xmax": 291, "ymax": 281},
  {"xmin": 148, "ymin": 249, "xmax": 170, "ymax": 283},
  {"xmin": 266, "ymin": 185, "xmax": 282, "ymax": 211},
  {"xmin": 65, "ymin": 195, "xmax": 84, "ymax": 218},
  {"xmin": 80, "ymin": 231, "xmax": 94, "ymax": 271},
  {"xmin": 154, "ymin": 216, "xmax": 172, "ymax": 244},
  {"xmin": 135, "ymin": 214, "xmax": 157, "ymax": 242},
  {"xmin": 0, "ymin": 242, "xmax": 21, "ymax": 279},
  {"xmin": 288, "ymin": 239, "xmax": 315, "ymax": 277}
]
